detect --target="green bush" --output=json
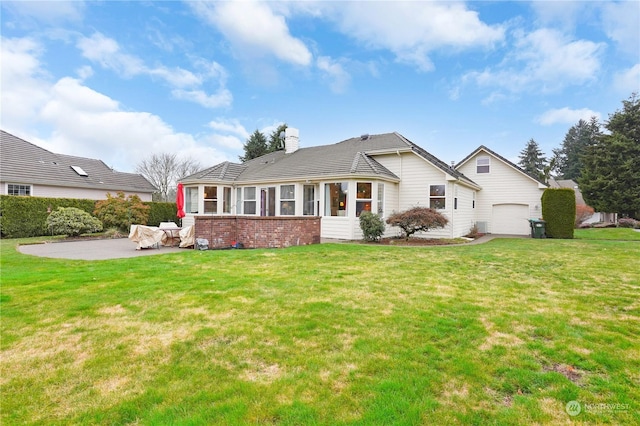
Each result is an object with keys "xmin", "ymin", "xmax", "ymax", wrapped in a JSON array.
[
  {"xmin": 94, "ymin": 192, "xmax": 150, "ymax": 232},
  {"xmin": 542, "ymin": 188, "xmax": 576, "ymax": 239},
  {"xmin": 0, "ymin": 196, "xmax": 96, "ymax": 238},
  {"xmin": 45, "ymin": 207, "xmax": 103, "ymax": 237},
  {"xmin": 359, "ymin": 211, "xmax": 386, "ymax": 242},
  {"xmin": 146, "ymin": 202, "xmax": 179, "ymax": 227},
  {"xmin": 386, "ymin": 206, "xmax": 448, "ymax": 240}
]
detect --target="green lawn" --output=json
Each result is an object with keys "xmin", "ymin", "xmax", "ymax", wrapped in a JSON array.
[{"xmin": 1, "ymin": 231, "xmax": 638, "ymax": 425}]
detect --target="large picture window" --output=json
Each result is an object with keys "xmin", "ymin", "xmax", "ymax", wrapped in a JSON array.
[
  {"xmin": 243, "ymin": 187, "xmax": 256, "ymax": 215},
  {"xmin": 429, "ymin": 185, "xmax": 446, "ymax": 210},
  {"xmin": 356, "ymin": 182, "xmax": 372, "ymax": 217},
  {"xmin": 185, "ymin": 187, "xmax": 198, "ymax": 213},
  {"xmin": 204, "ymin": 186, "xmax": 217, "ymax": 214},
  {"xmin": 8, "ymin": 184, "xmax": 31, "ymax": 196},
  {"xmin": 325, "ymin": 182, "xmax": 348, "ymax": 216},
  {"xmin": 280, "ymin": 185, "xmax": 295, "ymax": 215},
  {"xmin": 477, "ymin": 156, "xmax": 490, "ymax": 173}
]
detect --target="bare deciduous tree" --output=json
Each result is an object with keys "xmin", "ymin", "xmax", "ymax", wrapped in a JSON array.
[{"xmin": 136, "ymin": 153, "xmax": 202, "ymax": 202}]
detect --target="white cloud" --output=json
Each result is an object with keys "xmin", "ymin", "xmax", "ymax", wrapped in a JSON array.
[
  {"xmin": 1, "ymin": 0, "xmax": 85, "ymax": 23},
  {"xmin": 613, "ymin": 64, "xmax": 640, "ymax": 94},
  {"xmin": 316, "ymin": 56, "xmax": 351, "ymax": 94},
  {"xmin": 0, "ymin": 36, "xmax": 230, "ymax": 172},
  {"xmin": 323, "ymin": 2, "xmax": 504, "ymax": 72},
  {"xmin": 464, "ymin": 28, "xmax": 605, "ymax": 95},
  {"xmin": 537, "ymin": 107, "xmax": 601, "ymax": 126},
  {"xmin": 601, "ymin": 0, "xmax": 640, "ymax": 57},
  {"xmin": 0, "ymin": 37, "xmax": 51, "ymax": 132},
  {"xmin": 190, "ymin": 1, "xmax": 312, "ymax": 66},
  {"xmin": 208, "ymin": 119, "xmax": 250, "ymax": 138},
  {"xmin": 76, "ymin": 32, "xmax": 232, "ymax": 108},
  {"xmin": 172, "ymin": 89, "xmax": 233, "ymax": 109}
]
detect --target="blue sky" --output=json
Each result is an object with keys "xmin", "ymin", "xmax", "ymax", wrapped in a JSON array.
[{"xmin": 1, "ymin": 1, "xmax": 638, "ymax": 173}]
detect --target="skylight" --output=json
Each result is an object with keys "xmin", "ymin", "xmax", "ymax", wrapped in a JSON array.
[{"xmin": 71, "ymin": 165, "xmax": 88, "ymax": 176}]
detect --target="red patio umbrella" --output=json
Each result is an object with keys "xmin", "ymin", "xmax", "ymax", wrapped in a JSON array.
[{"xmin": 176, "ymin": 182, "xmax": 185, "ymax": 219}]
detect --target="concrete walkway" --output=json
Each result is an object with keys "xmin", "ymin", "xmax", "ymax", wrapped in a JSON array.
[{"xmin": 18, "ymin": 238, "xmax": 185, "ymax": 261}]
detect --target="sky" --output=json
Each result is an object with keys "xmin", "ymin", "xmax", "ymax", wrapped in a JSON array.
[{"xmin": 1, "ymin": 1, "xmax": 638, "ymax": 174}]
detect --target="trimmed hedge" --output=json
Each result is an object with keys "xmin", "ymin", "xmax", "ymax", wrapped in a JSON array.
[
  {"xmin": 146, "ymin": 202, "xmax": 180, "ymax": 227},
  {"xmin": 542, "ymin": 188, "xmax": 576, "ymax": 239},
  {"xmin": 0, "ymin": 195, "xmax": 177, "ymax": 238},
  {"xmin": 0, "ymin": 196, "xmax": 95, "ymax": 238}
]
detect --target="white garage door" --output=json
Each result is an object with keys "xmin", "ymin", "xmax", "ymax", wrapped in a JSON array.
[{"xmin": 492, "ymin": 204, "xmax": 530, "ymax": 235}]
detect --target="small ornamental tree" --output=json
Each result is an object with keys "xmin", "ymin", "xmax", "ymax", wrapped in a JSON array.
[
  {"xmin": 94, "ymin": 192, "xmax": 150, "ymax": 232},
  {"xmin": 386, "ymin": 207, "xmax": 448, "ymax": 240},
  {"xmin": 541, "ymin": 188, "xmax": 575, "ymax": 238},
  {"xmin": 575, "ymin": 204, "xmax": 595, "ymax": 227},
  {"xmin": 46, "ymin": 207, "xmax": 103, "ymax": 237},
  {"xmin": 359, "ymin": 211, "xmax": 385, "ymax": 242}
]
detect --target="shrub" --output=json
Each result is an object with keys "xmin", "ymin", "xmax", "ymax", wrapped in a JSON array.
[
  {"xmin": 386, "ymin": 207, "xmax": 448, "ymax": 240},
  {"xmin": 464, "ymin": 223, "xmax": 480, "ymax": 239},
  {"xmin": 618, "ymin": 218, "xmax": 639, "ymax": 228},
  {"xmin": 575, "ymin": 204, "xmax": 595, "ymax": 227},
  {"xmin": 542, "ymin": 188, "xmax": 575, "ymax": 239},
  {"xmin": 45, "ymin": 207, "xmax": 103, "ymax": 237},
  {"xmin": 359, "ymin": 211, "xmax": 386, "ymax": 242},
  {"xmin": 94, "ymin": 192, "xmax": 150, "ymax": 232},
  {"xmin": 0, "ymin": 195, "xmax": 96, "ymax": 238},
  {"xmin": 146, "ymin": 202, "xmax": 178, "ymax": 227}
]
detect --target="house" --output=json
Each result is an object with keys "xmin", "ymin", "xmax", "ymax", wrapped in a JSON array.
[
  {"xmin": 0, "ymin": 130, "xmax": 156, "ymax": 201},
  {"xmin": 456, "ymin": 145, "xmax": 548, "ymax": 235},
  {"xmin": 548, "ymin": 178, "xmax": 617, "ymax": 224},
  {"xmin": 180, "ymin": 129, "xmax": 548, "ymax": 242}
]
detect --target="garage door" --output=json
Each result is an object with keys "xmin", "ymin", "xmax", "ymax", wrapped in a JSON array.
[{"xmin": 492, "ymin": 204, "xmax": 530, "ymax": 235}]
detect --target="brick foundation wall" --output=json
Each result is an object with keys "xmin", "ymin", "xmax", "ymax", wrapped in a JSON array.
[{"xmin": 194, "ymin": 216, "xmax": 321, "ymax": 249}]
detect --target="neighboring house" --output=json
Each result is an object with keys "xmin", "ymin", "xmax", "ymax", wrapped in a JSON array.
[
  {"xmin": 456, "ymin": 145, "xmax": 548, "ymax": 236},
  {"xmin": 548, "ymin": 178, "xmax": 617, "ymax": 224},
  {"xmin": 0, "ymin": 130, "xmax": 156, "ymax": 201},
  {"xmin": 181, "ymin": 129, "xmax": 548, "ymax": 240}
]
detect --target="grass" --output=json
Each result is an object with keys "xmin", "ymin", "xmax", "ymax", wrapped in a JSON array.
[{"xmin": 1, "ymin": 230, "xmax": 639, "ymax": 425}]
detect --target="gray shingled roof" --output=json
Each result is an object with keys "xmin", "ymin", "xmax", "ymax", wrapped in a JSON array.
[
  {"xmin": 182, "ymin": 132, "xmax": 478, "ymax": 186},
  {"xmin": 1, "ymin": 130, "xmax": 157, "ymax": 193}
]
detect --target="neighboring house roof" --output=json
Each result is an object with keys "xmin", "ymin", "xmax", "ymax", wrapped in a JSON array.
[
  {"xmin": 456, "ymin": 145, "xmax": 548, "ymax": 187},
  {"xmin": 548, "ymin": 178, "xmax": 587, "ymax": 204},
  {"xmin": 0, "ymin": 130, "xmax": 156, "ymax": 194},
  {"xmin": 182, "ymin": 132, "xmax": 478, "ymax": 187}
]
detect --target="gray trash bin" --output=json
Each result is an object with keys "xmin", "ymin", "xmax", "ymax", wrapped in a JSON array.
[{"xmin": 528, "ymin": 219, "xmax": 546, "ymax": 238}]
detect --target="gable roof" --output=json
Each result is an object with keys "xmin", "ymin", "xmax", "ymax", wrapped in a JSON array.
[
  {"xmin": 182, "ymin": 132, "xmax": 478, "ymax": 187},
  {"xmin": 456, "ymin": 145, "xmax": 548, "ymax": 187},
  {"xmin": 0, "ymin": 130, "xmax": 156, "ymax": 194}
]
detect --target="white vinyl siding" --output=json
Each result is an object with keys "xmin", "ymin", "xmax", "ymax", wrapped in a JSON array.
[{"xmin": 457, "ymin": 151, "xmax": 544, "ymax": 234}]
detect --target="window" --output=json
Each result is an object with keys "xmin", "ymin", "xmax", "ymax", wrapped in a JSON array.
[
  {"xmin": 280, "ymin": 185, "xmax": 295, "ymax": 215},
  {"xmin": 473, "ymin": 192, "xmax": 476, "ymax": 209},
  {"xmin": 223, "ymin": 187, "xmax": 232, "ymax": 213},
  {"xmin": 244, "ymin": 187, "xmax": 256, "ymax": 215},
  {"xmin": 303, "ymin": 185, "xmax": 315, "ymax": 215},
  {"xmin": 185, "ymin": 187, "xmax": 198, "ymax": 213},
  {"xmin": 454, "ymin": 197, "xmax": 458, "ymax": 210},
  {"xmin": 204, "ymin": 186, "xmax": 217, "ymax": 214},
  {"xmin": 8, "ymin": 184, "xmax": 31, "ymax": 196},
  {"xmin": 477, "ymin": 156, "xmax": 490, "ymax": 173},
  {"xmin": 70, "ymin": 165, "xmax": 88, "ymax": 176},
  {"xmin": 356, "ymin": 182, "xmax": 372, "ymax": 217},
  {"xmin": 429, "ymin": 185, "xmax": 446, "ymax": 210},
  {"xmin": 236, "ymin": 188, "xmax": 242, "ymax": 214},
  {"xmin": 325, "ymin": 182, "xmax": 348, "ymax": 216},
  {"xmin": 377, "ymin": 183, "xmax": 384, "ymax": 215}
]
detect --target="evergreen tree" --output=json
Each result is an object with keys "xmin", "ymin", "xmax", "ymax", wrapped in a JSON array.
[
  {"xmin": 268, "ymin": 123, "xmax": 288, "ymax": 152},
  {"xmin": 239, "ymin": 130, "xmax": 269, "ymax": 162},
  {"xmin": 517, "ymin": 138, "xmax": 546, "ymax": 180},
  {"xmin": 579, "ymin": 94, "xmax": 640, "ymax": 219},
  {"xmin": 552, "ymin": 117, "xmax": 601, "ymax": 180}
]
